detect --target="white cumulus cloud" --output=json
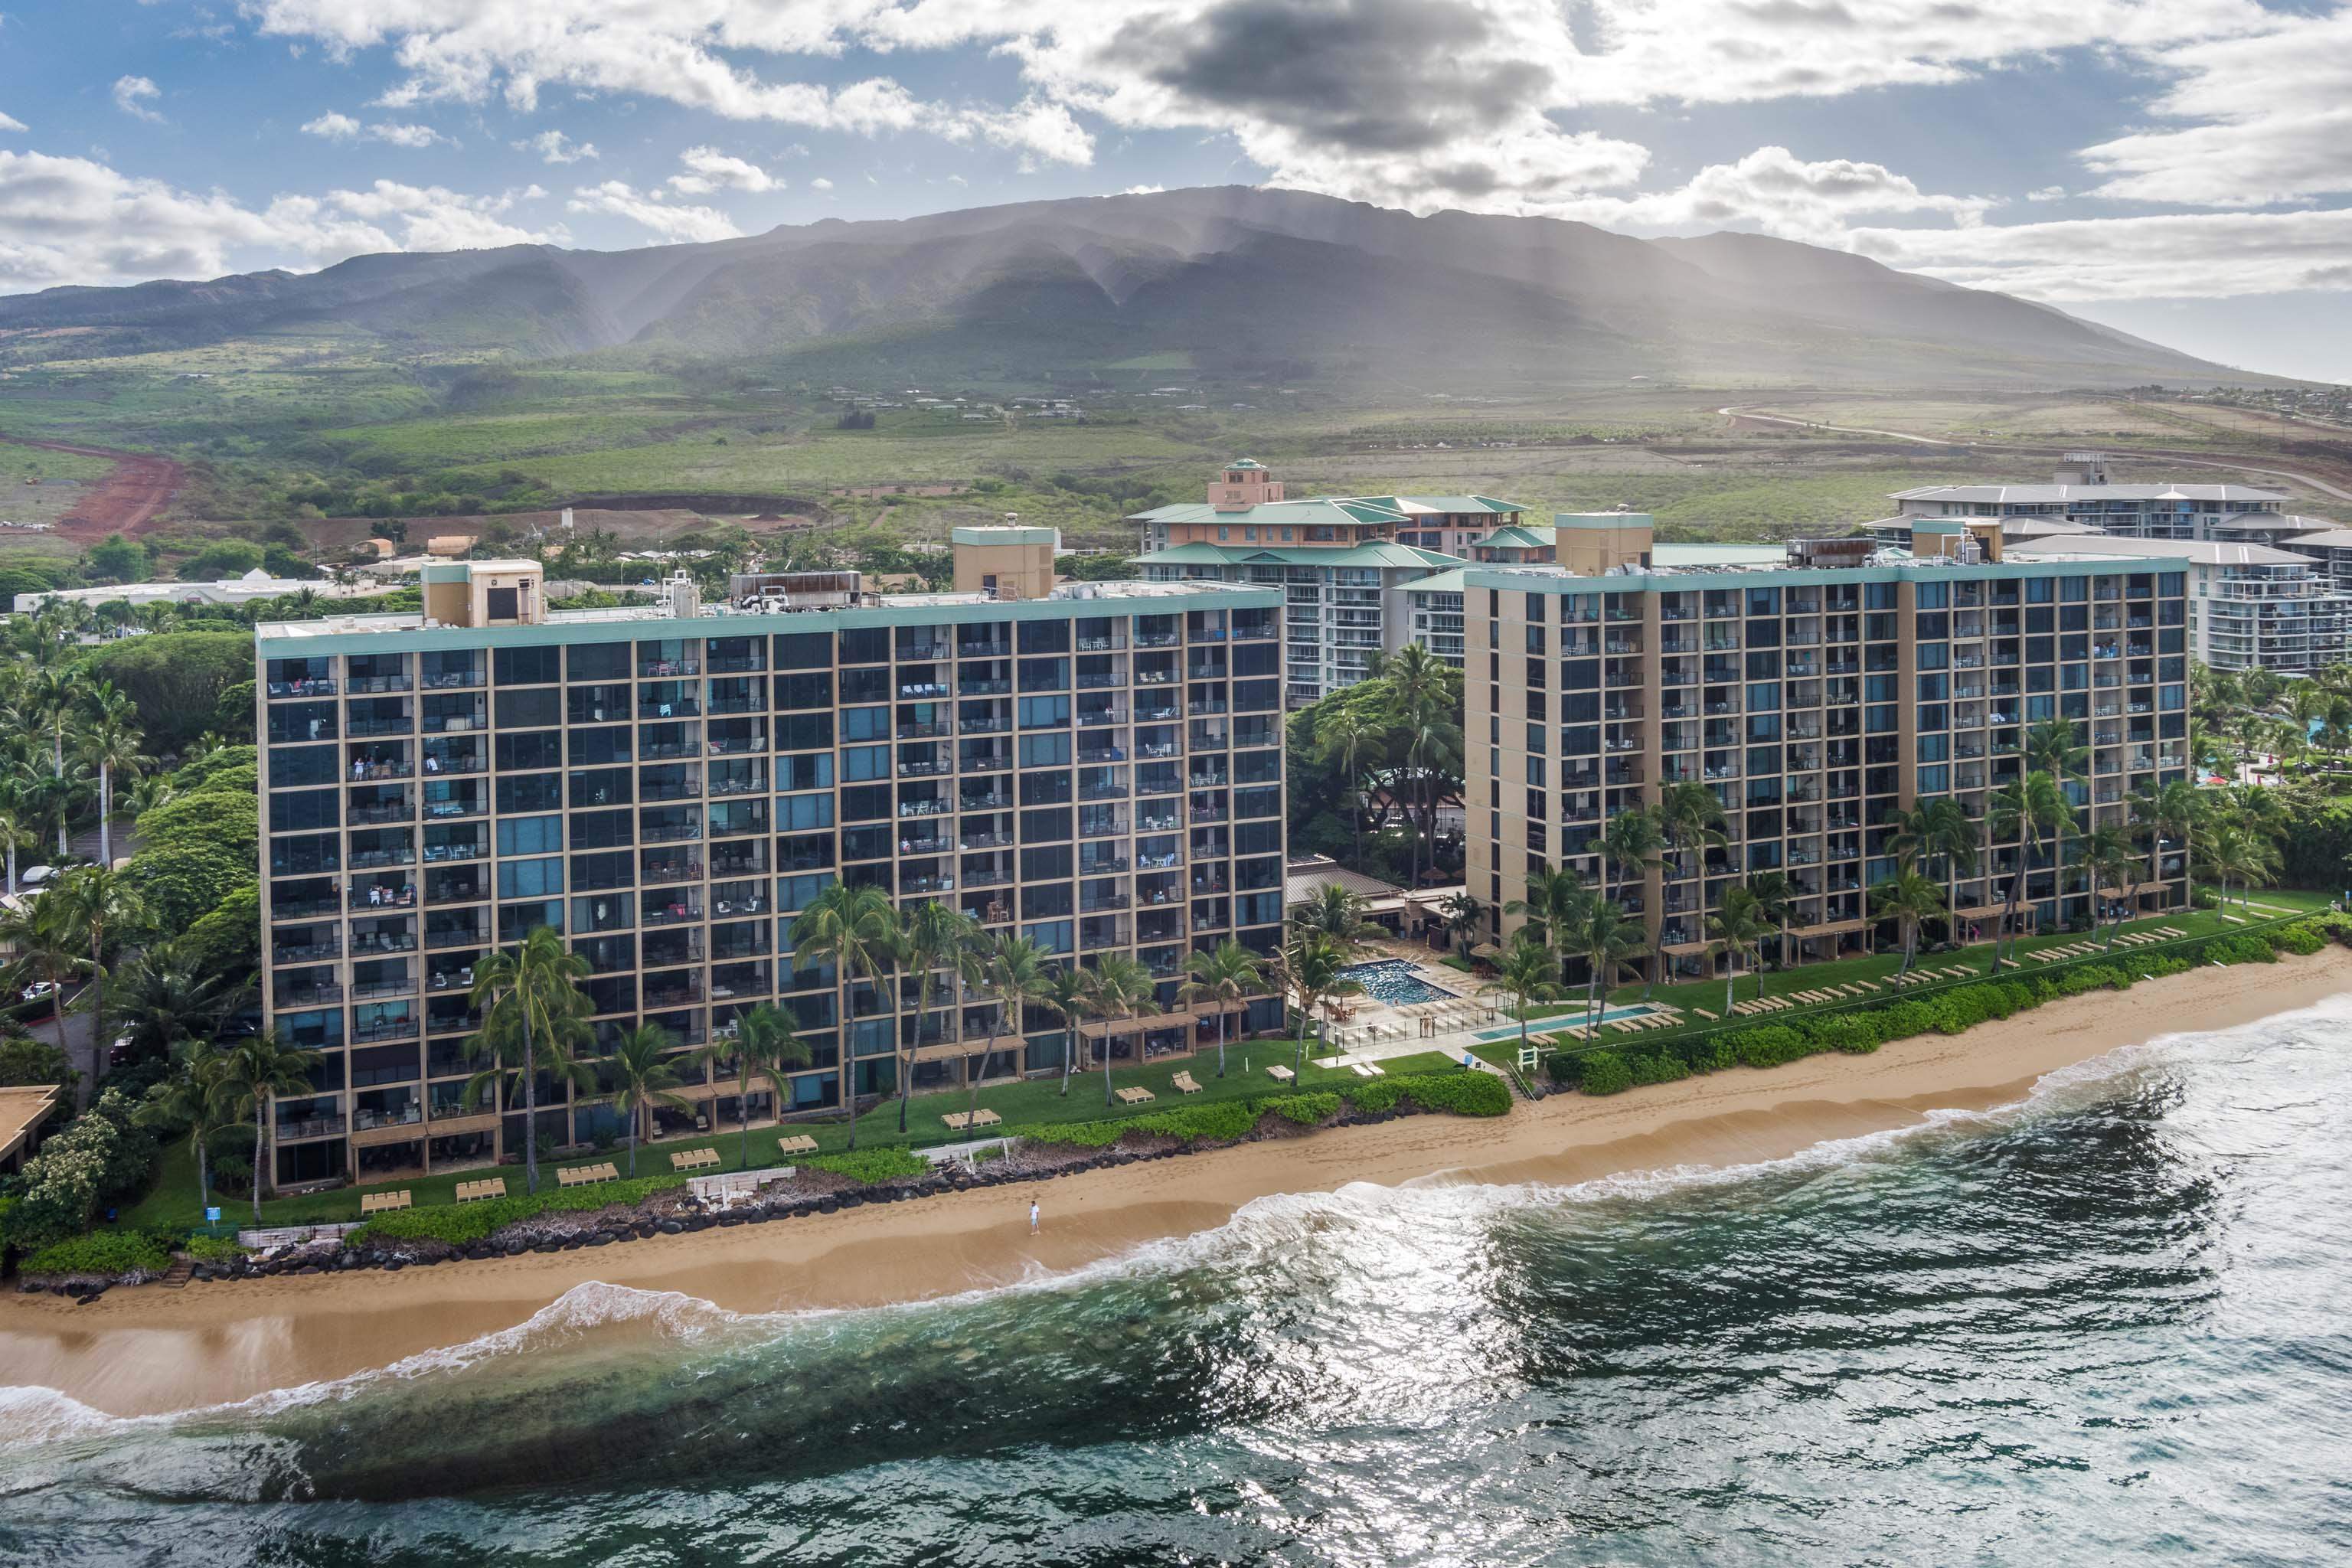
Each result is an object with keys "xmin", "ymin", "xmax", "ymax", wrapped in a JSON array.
[
  {"xmin": 113, "ymin": 76, "xmax": 164, "ymax": 123},
  {"xmin": 302, "ymin": 112, "xmax": 446, "ymax": 147},
  {"xmin": 514, "ymin": 129, "xmax": 597, "ymax": 164},
  {"xmin": 668, "ymin": 145, "xmax": 782, "ymax": 194},
  {"xmin": 0, "ymin": 112, "xmax": 31, "ymax": 135}
]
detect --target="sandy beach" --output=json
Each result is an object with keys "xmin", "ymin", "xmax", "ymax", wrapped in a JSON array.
[{"xmin": 8, "ymin": 946, "xmax": 2350, "ymax": 1419}]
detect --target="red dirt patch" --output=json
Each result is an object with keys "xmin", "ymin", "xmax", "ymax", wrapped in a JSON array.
[{"xmin": 0, "ymin": 436, "xmax": 185, "ymax": 543}]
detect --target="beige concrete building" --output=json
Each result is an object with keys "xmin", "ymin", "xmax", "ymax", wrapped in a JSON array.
[
  {"xmin": 253, "ymin": 535, "xmax": 1287, "ymax": 1189},
  {"xmin": 1465, "ymin": 519, "xmax": 2194, "ymax": 984}
]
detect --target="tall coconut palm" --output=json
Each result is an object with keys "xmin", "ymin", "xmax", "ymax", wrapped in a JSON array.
[
  {"xmin": 1707, "ymin": 883, "xmax": 1775, "ymax": 1014},
  {"xmin": 608, "ymin": 1023, "xmax": 691, "ymax": 1178},
  {"xmin": 1596, "ymin": 806, "xmax": 1664, "ymax": 913},
  {"xmin": 462, "ymin": 926, "xmax": 595, "ymax": 1196},
  {"xmin": 134, "ymin": 1042, "xmax": 232, "ymax": 1210},
  {"xmin": 1870, "ymin": 870, "xmax": 1946, "ymax": 976},
  {"xmin": 1180, "ymin": 938, "xmax": 1265, "ymax": 1080},
  {"xmin": 75, "ymin": 684, "xmax": 149, "ymax": 870},
  {"xmin": 1988, "ymin": 771, "xmax": 2072, "ymax": 970},
  {"xmin": 1560, "ymin": 894, "xmax": 1645, "ymax": 1042},
  {"xmin": 1280, "ymin": 928, "xmax": 1361, "ymax": 1071},
  {"xmin": 1888, "ymin": 796, "xmax": 1976, "ymax": 943},
  {"xmin": 0, "ymin": 892, "xmax": 83, "ymax": 1058},
  {"xmin": 1436, "ymin": 890, "xmax": 1485, "ymax": 959},
  {"xmin": 1744, "ymin": 871, "xmax": 1797, "ymax": 972},
  {"xmin": 0, "ymin": 776, "xmax": 32, "ymax": 898},
  {"xmin": 1504, "ymin": 861, "xmax": 1589, "ymax": 985},
  {"xmin": 1035, "ymin": 962, "xmax": 1090, "ymax": 1097},
  {"xmin": 113, "ymin": 946, "xmax": 246, "ymax": 1065},
  {"xmin": 1077, "ymin": 951, "xmax": 1156, "ymax": 1106},
  {"xmin": 215, "ymin": 1032, "xmax": 323, "ymax": 1222},
  {"xmin": 47, "ymin": 865, "xmax": 143, "ymax": 1064},
  {"xmin": 2132, "ymin": 778, "xmax": 2203, "ymax": 907},
  {"xmin": 1317, "ymin": 706, "xmax": 1380, "ymax": 871},
  {"xmin": 896, "ymin": 899, "xmax": 978, "ymax": 1134},
  {"xmin": 789, "ymin": 880, "xmax": 897, "ymax": 1150},
  {"xmin": 2024, "ymin": 716, "xmax": 2089, "ymax": 782},
  {"xmin": 23, "ymin": 760, "xmax": 86, "ymax": 862},
  {"xmin": 1480, "ymin": 926, "xmax": 1566, "ymax": 1062},
  {"xmin": 970, "ymin": 932, "xmax": 1050, "ymax": 1125},
  {"xmin": 1653, "ymin": 780, "xmax": 1729, "ymax": 998},
  {"xmin": 1292, "ymin": 881, "xmax": 1383, "ymax": 953},
  {"xmin": 699, "ymin": 1002, "xmax": 811, "ymax": 1169},
  {"xmin": 2080, "ymin": 825, "xmax": 2141, "ymax": 950}
]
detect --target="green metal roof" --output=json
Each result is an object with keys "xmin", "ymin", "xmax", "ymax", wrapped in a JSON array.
[
  {"xmin": 1132, "ymin": 492, "xmax": 1527, "ymax": 525},
  {"xmin": 1403, "ymin": 568, "xmax": 1469, "ymax": 595},
  {"xmin": 1137, "ymin": 542, "xmax": 1464, "ymax": 570},
  {"xmin": 1474, "ymin": 525, "xmax": 1554, "ymax": 550}
]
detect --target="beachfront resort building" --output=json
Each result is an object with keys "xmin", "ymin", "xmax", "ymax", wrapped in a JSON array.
[
  {"xmin": 1882, "ymin": 453, "xmax": 2298, "ymax": 543},
  {"xmin": 1465, "ymin": 515, "xmax": 2195, "ymax": 986},
  {"xmin": 253, "ymin": 532, "xmax": 1288, "ymax": 1189},
  {"xmin": 2000, "ymin": 534, "xmax": 2352, "ymax": 675},
  {"xmin": 1129, "ymin": 460, "xmax": 1528, "ymax": 705}
]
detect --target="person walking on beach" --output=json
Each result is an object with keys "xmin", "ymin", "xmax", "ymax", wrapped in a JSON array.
[{"xmin": 1030, "ymin": 1199, "xmax": 1040, "ymax": 1233}]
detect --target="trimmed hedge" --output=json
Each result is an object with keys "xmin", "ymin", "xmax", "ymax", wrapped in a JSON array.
[
  {"xmin": 802, "ymin": 1147, "xmax": 929, "ymax": 1185},
  {"xmin": 348, "ymin": 1174, "xmax": 688, "ymax": 1249},
  {"xmin": 1352, "ymin": 1072, "xmax": 1510, "ymax": 1118},
  {"xmin": 1024, "ymin": 1073, "xmax": 1505, "ymax": 1150},
  {"xmin": 22, "ymin": 1230, "xmax": 173, "ymax": 1281},
  {"xmin": 1565, "ymin": 916, "xmax": 2336, "ymax": 1096}
]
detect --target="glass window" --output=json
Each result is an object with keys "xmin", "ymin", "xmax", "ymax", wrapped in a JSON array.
[{"xmin": 496, "ymin": 815, "xmax": 562, "ymax": 856}]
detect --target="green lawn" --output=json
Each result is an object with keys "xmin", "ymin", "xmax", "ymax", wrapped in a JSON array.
[{"xmin": 122, "ymin": 1036, "xmax": 1390, "ymax": 1234}]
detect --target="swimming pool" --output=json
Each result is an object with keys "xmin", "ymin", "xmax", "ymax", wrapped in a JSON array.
[
  {"xmin": 1338, "ymin": 959, "xmax": 1462, "ymax": 1006},
  {"xmin": 1472, "ymin": 1005, "xmax": 1660, "ymax": 1041}
]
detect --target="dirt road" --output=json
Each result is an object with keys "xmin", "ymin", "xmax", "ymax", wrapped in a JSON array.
[{"xmin": 0, "ymin": 435, "xmax": 185, "ymax": 542}]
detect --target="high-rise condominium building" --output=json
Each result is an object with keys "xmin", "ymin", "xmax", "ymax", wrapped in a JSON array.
[
  {"xmin": 1883, "ymin": 452, "xmax": 2297, "ymax": 541},
  {"xmin": 253, "ymin": 531, "xmax": 1288, "ymax": 1191},
  {"xmin": 1466, "ymin": 517, "xmax": 2194, "ymax": 982},
  {"xmin": 1130, "ymin": 460, "xmax": 1526, "ymax": 706}
]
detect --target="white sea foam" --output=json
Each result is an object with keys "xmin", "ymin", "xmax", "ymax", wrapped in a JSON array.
[{"xmin": 11, "ymin": 991, "xmax": 2350, "ymax": 1449}]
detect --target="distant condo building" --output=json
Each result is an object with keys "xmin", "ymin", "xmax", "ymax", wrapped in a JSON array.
[
  {"xmin": 1872, "ymin": 455, "xmax": 2352, "ymax": 674},
  {"xmin": 1129, "ymin": 459, "xmax": 1527, "ymax": 704},
  {"xmin": 1466, "ymin": 515, "xmax": 2194, "ymax": 984},
  {"xmin": 254, "ymin": 532, "xmax": 1286, "ymax": 1190}
]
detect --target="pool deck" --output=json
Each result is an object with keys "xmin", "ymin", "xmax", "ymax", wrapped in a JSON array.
[{"xmin": 1314, "ymin": 942, "xmax": 1507, "ymax": 1063}]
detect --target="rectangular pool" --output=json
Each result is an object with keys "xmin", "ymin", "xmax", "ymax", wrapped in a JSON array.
[{"xmin": 1472, "ymin": 1006, "xmax": 1659, "ymax": 1041}]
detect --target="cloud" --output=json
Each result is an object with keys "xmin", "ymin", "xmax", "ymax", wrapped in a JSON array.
[
  {"xmin": 566, "ymin": 180, "xmax": 740, "ymax": 242},
  {"xmin": 0, "ymin": 112, "xmax": 27, "ymax": 134},
  {"xmin": 1851, "ymin": 207, "xmax": 2352, "ymax": 302},
  {"xmin": 2026, "ymin": 185, "xmax": 2067, "ymax": 201},
  {"xmin": 1551, "ymin": 145, "xmax": 1994, "ymax": 245},
  {"xmin": 810, "ymin": 175, "xmax": 834, "ymax": 191},
  {"xmin": 2076, "ymin": 9, "xmax": 2352, "ymax": 206},
  {"xmin": 113, "ymin": 76, "xmax": 164, "ymax": 123},
  {"xmin": 514, "ymin": 129, "xmax": 597, "ymax": 164},
  {"xmin": 1121, "ymin": 184, "xmax": 1165, "ymax": 195},
  {"xmin": 302, "ymin": 112, "xmax": 447, "ymax": 147},
  {"xmin": 0, "ymin": 147, "xmax": 562, "ymax": 292},
  {"xmin": 668, "ymin": 145, "xmax": 782, "ymax": 194}
]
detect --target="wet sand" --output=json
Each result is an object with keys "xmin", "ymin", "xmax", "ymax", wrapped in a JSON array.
[{"xmin": 10, "ymin": 946, "xmax": 2350, "ymax": 1418}]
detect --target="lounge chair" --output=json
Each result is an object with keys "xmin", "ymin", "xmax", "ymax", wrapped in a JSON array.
[
  {"xmin": 777, "ymin": 1134, "xmax": 819, "ymax": 1156},
  {"xmin": 359, "ymin": 1190, "xmax": 411, "ymax": 1216},
  {"xmin": 1173, "ymin": 1071, "xmax": 1203, "ymax": 1094}
]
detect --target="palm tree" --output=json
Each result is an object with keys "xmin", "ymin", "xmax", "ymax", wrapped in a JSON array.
[
  {"xmin": 47, "ymin": 865, "xmax": 142, "ymax": 1062},
  {"xmin": 1436, "ymin": 890, "xmax": 1485, "ymax": 959},
  {"xmin": 897, "ymin": 900, "xmax": 978, "ymax": 1135},
  {"xmin": 608, "ymin": 1023, "xmax": 691, "ymax": 1178},
  {"xmin": 1281, "ymin": 928, "xmax": 1361, "ymax": 1070},
  {"xmin": 1870, "ymin": 871, "xmax": 1946, "ymax": 976},
  {"xmin": 75, "ymin": 684, "xmax": 148, "ymax": 870},
  {"xmin": 699, "ymin": 1003, "xmax": 812, "ymax": 1169},
  {"xmin": 0, "ymin": 892, "xmax": 84, "ymax": 1057},
  {"xmin": 1707, "ymin": 883, "xmax": 1776, "ymax": 1014},
  {"xmin": 1317, "ymin": 706, "xmax": 1380, "ymax": 871},
  {"xmin": 1988, "ymin": 772, "xmax": 2072, "ymax": 970},
  {"xmin": 462, "ymin": 926, "xmax": 595, "ymax": 1196},
  {"xmin": 789, "ymin": 880, "xmax": 897, "ymax": 1149},
  {"xmin": 1077, "ymin": 952, "xmax": 1156, "ymax": 1106},
  {"xmin": 1652, "ymin": 780, "xmax": 1729, "ymax": 998},
  {"xmin": 1383, "ymin": 645, "xmax": 1457, "ymax": 893},
  {"xmin": 0, "ymin": 777, "xmax": 32, "ymax": 898},
  {"xmin": 2024, "ymin": 716, "xmax": 2089, "ymax": 782},
  {"xmin": 135, "ymin": 1042, "xmax": 232, "ymax": 1210},
  {"xmin": 23, "ymin": 760, "xmax": 87, "ymax": 862},
  {"xmin": 1887, "ymin": 796, "xmax": 1977, "ymax": 944},
  {"xmin": 1292, "ymin": 881, "xmax": 1383, "ymax": 953},
  {"xmin": 1560, "ymin": 894, "xmax": 1645, "ymax": 1041},
  {"xmin": 969, "ymin": 932, "xmax": 1050, "ymax": 1125},
  {"xmin": 1180, "ymin": 938, "xmax": 1265, "ymax": 1080},
  {"xmin": 1035, "ymin": 962, "xmax": 1090, "ymax": 1097},
  {"xmin": 1744, "ymin": 871, "xmax": 1797, "ymax": 972},
  {"xmin": 2132, "ymin": 778, "xmax": 2202, "ymax": 909},
  {"xmin": 109, "ymin": 942, "xmax": 247, "ymax": 1065},
  {"xmin": 1596, "ymin": 806, "xmax": 1664, "ymax": 913},
  {"xmin": 1504, "ymin": 861, "xmax": 1588, "ymax": 985},
  {"xmin": 215, "ymin": 1032, "xmax": 323, "ymax": 1222},
  {"xmin": 2080, "ymin": 825, "xmax": 2141, "ymax": 950},
  {"xmin": 1479, "ymin": 926, "xmax": 1566, "ymax": 1061}
]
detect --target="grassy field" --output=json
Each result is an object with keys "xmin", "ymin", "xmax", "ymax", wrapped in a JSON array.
[{"xmin": 120, "ymin": 1038, "xmax": 1465, "ymax": 1234}]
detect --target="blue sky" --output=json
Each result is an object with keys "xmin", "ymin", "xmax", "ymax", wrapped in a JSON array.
[{"xmin": 2, "ymin": 0, "xmax": 2348, "ymax": 379}]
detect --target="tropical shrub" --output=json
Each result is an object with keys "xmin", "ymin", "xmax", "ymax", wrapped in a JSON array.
[
  {"xmin": 1574, "ymin": 1051, "xmax": 1632, "ymax": 1096},
  {"xmin": 1352, "ymin": 1072, "xmax": 1510, "ymax": 1117},
  {"xmin": 20, "ymin": 1230, "xmax": 173, "ymax": 1282},
  {"xmin": 0, "ymin": 1088, "xmax": 158, "ymax": 1253},
  {"xmin": 803, "ymin": 1147, "xmax": 929, "ymax": 1184},
  {"xmin": 1266, "ymin": 1091, "xmax": 1344, "ymax": 1125},
  {"xmin": 180, "ymin": 1233, "xmax": 250, "ymax": 1263},
  {"xmin": 348, "ymin": 1174, "xmax": 687, "ymax": 1249}
]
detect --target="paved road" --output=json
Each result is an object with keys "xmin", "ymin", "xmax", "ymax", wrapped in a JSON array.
[{"xmin": 1719, "ymin": 404, "xmax": 2352, "ymax": 503}]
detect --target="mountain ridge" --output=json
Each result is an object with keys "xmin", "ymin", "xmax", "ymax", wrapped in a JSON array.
[{"xmin": 0, "ymin": 185, "xmax": 2245, "ymax": 387}]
